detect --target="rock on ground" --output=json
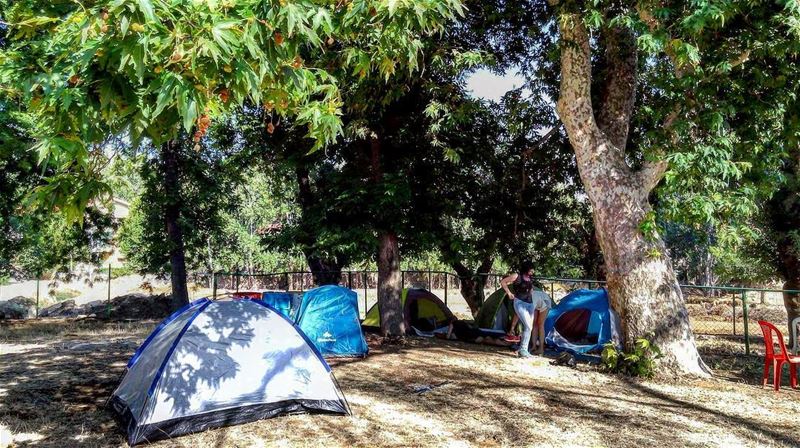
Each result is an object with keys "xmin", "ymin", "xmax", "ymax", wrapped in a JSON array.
[
  {"xmin": 0, "ymin": 297, "xmax": 37, "ymax": 320},
  {"xmin": 19, "ymin": 293, "xmax": 175, "ymax": 320},
  {"xmin": 39, "ymin": 299, "xmax": 79, "ymax": 318},
  {"xmin": 106, "ymin": 293, "xmax": 174, "ymax": 320}
]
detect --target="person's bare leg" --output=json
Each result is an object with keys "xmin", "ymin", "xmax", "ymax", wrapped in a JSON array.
[
  {"xmin": 509, "ymin": 315, "xmax": 519, "ymax": 335},
  {"xmin": 535, "ymin": 309, "xmax": 546, "ymax": 355},
  {"xmin": 529, "ymin": 311, "xmax": 538, "ymax": 353}
]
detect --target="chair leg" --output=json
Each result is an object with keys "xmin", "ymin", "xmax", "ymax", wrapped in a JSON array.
[
  {"xmin": 774, "ymin": 360, "xmax": 782, "ymax": 392},
  {"xmin": 763, "ymin": 360, "xmax": 770, "ymax": 387}
]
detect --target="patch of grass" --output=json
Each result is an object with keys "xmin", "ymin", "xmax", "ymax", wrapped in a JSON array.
[
  {"xmin": 109, "ymin": 266, "xmax": 135, "ymax": 279},
  {"xmin": 48, "ymin": 288, "xmax": 81, "ymax": 302},
  {"xmin": 0, "ymin": 318, "xmax": 155, "ymax": 344}
]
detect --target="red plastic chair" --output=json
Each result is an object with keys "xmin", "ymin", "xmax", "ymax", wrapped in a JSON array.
[{"xmin": 757, "ymin": 320, "xmax": 799, "ymax": 391}]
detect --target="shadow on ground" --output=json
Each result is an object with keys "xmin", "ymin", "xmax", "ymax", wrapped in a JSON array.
[{"xmin": 1, "ymin": 319, "xmax": 799, "ymax": 447}]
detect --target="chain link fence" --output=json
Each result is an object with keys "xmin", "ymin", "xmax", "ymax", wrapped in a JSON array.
[{"xmin": 194, "ymin": 270, "xmax": 800, "ymax": 355}]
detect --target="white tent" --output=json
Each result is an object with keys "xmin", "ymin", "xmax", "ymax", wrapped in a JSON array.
[{"xmin": 109, "ymin": 298, "xmax": 349, "ymax": 445}]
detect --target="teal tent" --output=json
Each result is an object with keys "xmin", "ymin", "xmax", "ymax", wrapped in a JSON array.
[{"xmin": 295, "ymin": 285, "xmax": 368, "ymax": 358}]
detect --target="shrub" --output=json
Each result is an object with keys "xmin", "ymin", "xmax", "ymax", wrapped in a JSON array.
[{"xmin": 601, "ymin": 337, "xmax": 663, "ymax": 378}]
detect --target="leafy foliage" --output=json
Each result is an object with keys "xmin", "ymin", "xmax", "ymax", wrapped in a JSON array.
[
  {"xmin": 118, "ymin": 135, "xmax": 237, "ymax": 275},
  {"xmin": 601, "ymin": 337, "xmax": 663, "ymax": 379},
  {"xmin": 11, "ymin": 207, "xmax": 114, "ymax": 278},
  {"xmin": 0, "ymin": 0, "xmax": 463, "ymax": 220}
]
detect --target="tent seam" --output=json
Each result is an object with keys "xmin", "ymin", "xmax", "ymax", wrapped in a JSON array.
[{"xmin": 140, "ymin": 298, "xmax": 212, "ymax": 429}]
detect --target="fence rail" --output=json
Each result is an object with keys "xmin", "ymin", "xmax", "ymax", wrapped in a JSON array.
[
  {"xmin": 5, "ymin": 267, "xmax": 797, "ymax": 356},
  {"xmin": 193, "ymin": 269, "xmax": 800, "ymax": 356}
]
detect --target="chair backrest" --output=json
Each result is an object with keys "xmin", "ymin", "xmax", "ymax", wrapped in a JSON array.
[{"xmin": 758, "ymin": 320, "xmax": 789, "ymax": 360}]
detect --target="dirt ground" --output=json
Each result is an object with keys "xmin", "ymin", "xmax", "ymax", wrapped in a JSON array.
[{"xmin": 1, "ymin": 319, "xmax": 799, "ymax": 448}]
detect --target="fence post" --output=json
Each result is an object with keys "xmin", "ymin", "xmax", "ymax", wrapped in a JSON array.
[
  {"xmin": 742, "ymin": 289, "xmax": 750, "ymax": 355},
  {"xmin": 363, "ymin": 271, "xmax": 368, "ymax": 315},
  {"xmin": 348, "ymin": 271, "xmax": 353, "ymax": 290},
  {"xmin": 35, "ymin": 274, "xmax": 40, "ymax": 319},
  {"xmin": 212, "ymin": 272, "xmax": 217, "ymax": 299},
  {"xmin": 235, "ymin": 268, "xmax": 240, "ymax": 292},
  {"xmin": 444, "ymin": 273, "xmax": 448, "ymax": 306},
  {"xmin": 732, "ymin": 295, "xmax": 736, "ymax": 336},
  {"xmin": 107, "ymin": 264, "xmax": 112, "ymax": 319},
  {"xmin": 284, "ymin": 272, "xmax": 289, "ymax": 291},
  {"xmin": 428, "ymin": 269, "xmax": 432, "ymax": 290}
]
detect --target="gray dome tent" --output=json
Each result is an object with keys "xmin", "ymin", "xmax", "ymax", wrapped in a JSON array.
[{"xmin": 109, "ymin": 298, "xmax": 349, "ymax": 445}]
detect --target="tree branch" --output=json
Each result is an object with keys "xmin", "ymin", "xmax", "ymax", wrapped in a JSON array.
[
  {"xmin": 520, "ymin": 125, "xmax": 561, "ymax": 157},
  {"xmin": 554, "ymin": 13, "xmax": 602, "ymax": 155},
  {"xmin": 637, "ymin": 159, "xmax": 669, "ymax": 194},
  {"xmin": 596, "ymin": 26, "xmax": 638, "ymax": 150}
]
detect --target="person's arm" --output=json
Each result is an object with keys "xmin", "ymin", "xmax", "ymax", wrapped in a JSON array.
[{"xmin": 500, "ymin": 274, "xmax": 518, "ymax": 300}]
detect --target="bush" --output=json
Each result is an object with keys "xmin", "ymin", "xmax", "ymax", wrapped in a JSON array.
[
  {"xmin": 109, "ymin": 266, "xmax": 135, "ymax": 279},
  {"xmin": 48, "ymin": 288, "xmax": 81, "ymax": 302},
  {"xmin": 601, "ymin": 337, "xmax": 663, "ymax": 378}
]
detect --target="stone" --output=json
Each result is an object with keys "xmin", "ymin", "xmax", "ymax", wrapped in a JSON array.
[
  {"xmin": 0, "ymin": 296, "xmax": 37, "ymax": 320},
  {"xmin": 39, "ymin": 299, "xmax": 78, "ymax": 318}
]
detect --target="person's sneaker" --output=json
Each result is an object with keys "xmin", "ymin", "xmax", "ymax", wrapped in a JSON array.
[
  {"xmin": 517, "ymin": 350, "xmax": 533, "ymax": 358},
  {"xmin": 503, "ymin": 334, "xmax": 521, "ymax": 343}
]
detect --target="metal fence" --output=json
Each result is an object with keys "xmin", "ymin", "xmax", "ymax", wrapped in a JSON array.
[
  {"xmin": 191, "ymin": 269, "xmax": 800, "ymax": 355},
  {"xmin": 7, "ymin": 267, "xmax": 796, "ymax": 356}
]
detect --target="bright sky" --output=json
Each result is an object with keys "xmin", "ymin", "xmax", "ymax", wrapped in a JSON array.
[{"xmin": 464, "ymin": 68, "xmax": 527, "ymax": 102}]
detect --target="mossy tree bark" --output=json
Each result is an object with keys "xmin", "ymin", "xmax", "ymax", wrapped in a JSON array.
[{"xmin": 553, "ymin": 12, "xmax": 709, "ymax": 376}]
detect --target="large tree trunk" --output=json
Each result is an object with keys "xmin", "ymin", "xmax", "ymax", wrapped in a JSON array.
[
  {"xmin": 370, "ymin": 134, "xmax": 405, "ymax": 337},
  {"xmin": 453, "ymin": 258, "xmax": 494, "ymax": 316},
  {"xmin": 554, "ymin": 13, "xmax": 708, "ymax": 375},
  {"xmin": 377, "ymin": 231, "xmax": 405, "ymax": 336},
  {"xmin": 159, "ymin": 140, "xmax": 189, "ymax": 309}
]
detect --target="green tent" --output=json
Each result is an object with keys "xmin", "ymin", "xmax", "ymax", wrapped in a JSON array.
[
  {"xmin": 362, "ymin": 288, "xmax": 455, "ymax": 333},
  {"xmin": 475, "ymin": 288, "xmax": 515, "ymax": 331},
  {"xmin": 475, "ymin": 287, "xmax": 553, "ymax": 332}
]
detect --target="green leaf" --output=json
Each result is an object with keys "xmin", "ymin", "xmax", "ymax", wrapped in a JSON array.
[
  {"xmin": 137, "ymin": 0, "xmax": 157, "ymax": 22},
  {"xmin": 183, "ymin": 98, "xmax": 198, "ymax": 132}
]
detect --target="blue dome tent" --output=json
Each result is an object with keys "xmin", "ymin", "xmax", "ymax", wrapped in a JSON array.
[
  {"xmin": 544, "ymin": 288, "xmax": 621, "ymax": 354},
  {"xmin": 261, "ymin": 291, "xmax": 302, "ymax": 319},
  {"xmin": 295, "ymin": 285, "xmax": 369, "ymax": 358},
  {"xmin": 109, "ymin": 298, "xmax": 349, "ymax": 445}
]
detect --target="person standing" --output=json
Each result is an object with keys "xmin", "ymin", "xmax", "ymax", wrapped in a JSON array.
[
  {"xmin": 529, "ymin": 289, "xmax": 552, "ymax": 355},
  {"xmin": 500, "ymin": 261, "xmax": 539, "ymax": 358}
]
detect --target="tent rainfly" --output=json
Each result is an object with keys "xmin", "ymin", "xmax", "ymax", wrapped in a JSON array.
[
  {"xmin": 362, "ymin": 288, "xmax": 455, "ymax": 334},
  {"xmin": 295, "ymin": 285, "xmax": 369, "ymax": 358},
  {"xmin": 109, "ymin": 298, "xmax": 349, "ymax": 445}
]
